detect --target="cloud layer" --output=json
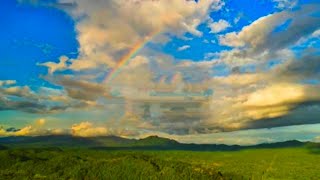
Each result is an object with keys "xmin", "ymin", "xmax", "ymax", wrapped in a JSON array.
[{"xmin": 1, "ymin": 0, "xmax": 320, "ymax": 142}]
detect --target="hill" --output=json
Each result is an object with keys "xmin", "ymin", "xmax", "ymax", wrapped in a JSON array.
[
  {"xmin": 0, "ymin": 144, "xmax": 7, "ymax": 150},
  {"xmin": 0, "ymin": 135, "xmax": 311, "ymax": 150}
]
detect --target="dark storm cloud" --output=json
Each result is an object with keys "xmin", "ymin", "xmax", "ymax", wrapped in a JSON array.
[
  {"xmin": 0, "ymin": 95, "xmax": 94, "ymax": 114},
  {"xmin": 43, "ymin": 73, "xmax": 116, "ymax": 103},
  {"xmin": 236, "ymin": 52, "xmax": 320, "ymax": 130},
  {"xmin": 244, "ymin": 103, "xmax": 320, "ymax": 130},
  {"xmin": 0, "ymin": 98, "xmax": 47, "ymax": 113},
  {"xmin": 275, "ymin": 54, "xmax": 320, "ymax": 80},
  {"xmin": 5, "ymin": 127, "xmax": 21, "ymax": 132},
  {"xmin": 47, "ymin": 76, "xmax": 110, "ymax": 101},
  {"xmin": 257, "ymin": 5, "xmax": 320, "ymax": 54}
]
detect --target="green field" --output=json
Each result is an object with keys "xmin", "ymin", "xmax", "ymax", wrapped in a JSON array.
[{"xmin": 1, "ymin": 147, "xmax": 320, "ymax": 180}]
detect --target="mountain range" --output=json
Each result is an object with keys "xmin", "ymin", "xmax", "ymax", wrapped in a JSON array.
[{"xmin": 0, "ymin": 135, "xmax": 317, "ymax": 151}]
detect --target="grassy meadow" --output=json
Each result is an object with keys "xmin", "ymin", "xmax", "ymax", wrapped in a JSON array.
[{"xmin": 0, "ymin": 146, "xmax": 320, "ymax": 179}]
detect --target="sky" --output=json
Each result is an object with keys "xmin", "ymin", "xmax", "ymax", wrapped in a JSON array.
[{"xmin": 0, "ymin": 0, "xmax": 320, "ymax": 145}]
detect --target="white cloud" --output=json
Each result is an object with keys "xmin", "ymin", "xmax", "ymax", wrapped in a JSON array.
[
  {"xmin": 56, "ymin": 0, "xmax": 217, "ymax": 71},
  {"xmin": 216, "ymin": 5, "xmax": 320, "ymax": 68},
  {"xmin": 177, "ymin": 45, "xmax": 191, "ymax": 51},
  {"xmin": 312, "ymin": 29, "xmax": 320, "ymax": 37},
  {"xmin": 210, "ymin": 0, "xmax": 225, "ymax": 11},
  {"xmin": 38, "ymin": 56, "xmax": 69, "ymax": 74},
  {"xmin": 273, "ymin": 0, "xmax": 298, "ymax": 9},
  {"xmin": 219, "ymin": 5, "xmax": 320, "ymax": 52},
  {"xmin": 208, "ymin": 19, "xmax": 231, "ymax": 33},
  {"xmin": 234, "ymin": 16, "xmax": 241, "ymax": 24},
  {"xmin": 219, "ymin": 12, "xmax": 290, "ymax": 47}
]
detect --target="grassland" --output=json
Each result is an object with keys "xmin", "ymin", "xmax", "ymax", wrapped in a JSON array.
[
  {"xmin": 0, "ymin": 146, "xmax": 320, "ymax": 180},
  {"xmin": 153, "ymin": 148, "xmax": 320, "ymax": 179}
]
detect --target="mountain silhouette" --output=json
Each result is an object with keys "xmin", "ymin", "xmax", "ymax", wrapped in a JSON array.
[{"xmin": 0, "ymin": 135, "xmax": 312, "ymax": 151}]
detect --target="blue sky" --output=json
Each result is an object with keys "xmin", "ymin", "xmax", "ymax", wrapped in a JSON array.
[
  {"xmin": 0, "ymin": 0, "xmax": 78, "ymax": 88},
  {"xmin": 0, "ymin": 0, "xmax": 320, "ymax": 144},
  {"xmin": 162, "ymin": 0, "xmax": 278, "ymax": 61}
]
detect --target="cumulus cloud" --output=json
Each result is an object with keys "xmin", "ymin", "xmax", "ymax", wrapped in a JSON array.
[
  {"xmin": 218, "ymin": 4, "xmax": 320, "ymax": 66},
  {"xmin": 38, "ymin": 56, "xmax": 69, "ymax": 74},
  {"xmin": 207, "ymin": 19, "xmax": 231, "ymax": 33},
  {"xmin": 71, "ymin": 122, "xmax": 108, "ymax": 137},
  {"xmin": 35, "ymin": 118, "xmax": 46, "ymax": 126},
  {"xmin": 0, "ymin": 86, "xmax": 36, "ymax": 99},
  {"xmin": 53, "ymin": 0, "xmax": 219, "ymax": 71},
  {"xmin": 219, "ymin": 12, "xmax": 289, "ymax": 48}
]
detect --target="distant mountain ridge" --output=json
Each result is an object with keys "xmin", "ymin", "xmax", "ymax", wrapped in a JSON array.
[
  {"xmin": 0, "ymin": 135, "xmax": 178, "ymax": 148},
  {"xmin": 0, "ymin": 135, "xmax": 312, "ymax": 151}
]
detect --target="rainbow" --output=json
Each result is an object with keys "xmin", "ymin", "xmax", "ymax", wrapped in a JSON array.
[{"xmin": 104, "ymin": 29, "xmax": 162, "ymax": 83}]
